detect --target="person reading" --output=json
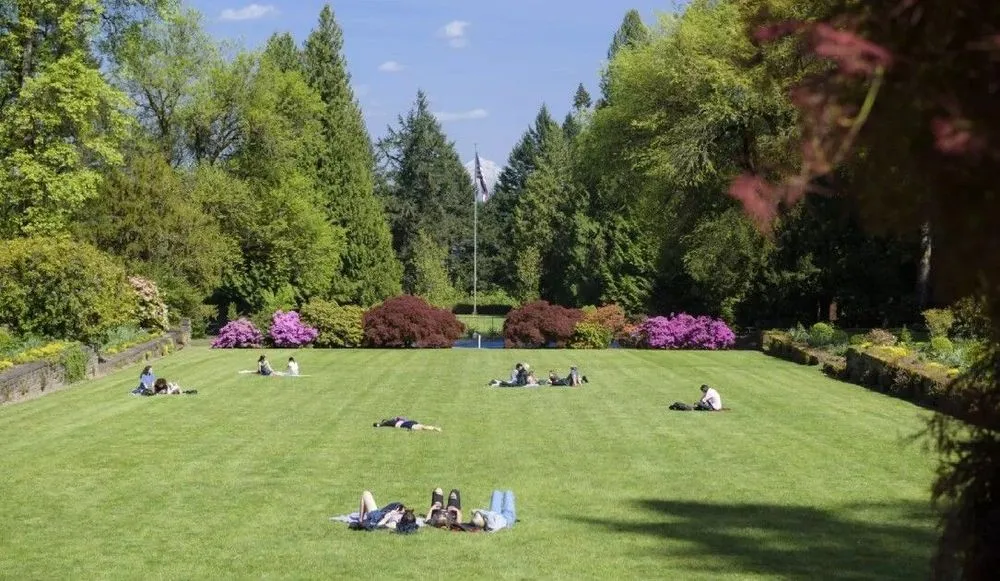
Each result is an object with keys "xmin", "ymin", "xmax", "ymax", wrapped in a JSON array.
[{"xmin": 694, "ymin": 384, "xmax": 722, "ymax": 411}]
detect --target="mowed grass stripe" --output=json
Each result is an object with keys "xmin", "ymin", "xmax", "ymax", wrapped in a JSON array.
[{"xmin": 0, "ymin": 347, "xmax": 936, "ymax": 580}]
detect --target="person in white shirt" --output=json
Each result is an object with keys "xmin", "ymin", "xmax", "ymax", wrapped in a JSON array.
[
  {"xmin": 286, "ymin": 357, "xmax": 299, "ymax": 376},
  {"xmin": 695, "ymin": 384, "xmax": 722, "ymax": 411}
]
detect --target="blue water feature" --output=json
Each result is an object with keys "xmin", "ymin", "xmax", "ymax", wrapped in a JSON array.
[{"xmin": 453, "ymin": 337, "xmax": 505, "ymax": 349}]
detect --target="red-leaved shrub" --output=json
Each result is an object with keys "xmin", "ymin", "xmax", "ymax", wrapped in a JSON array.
[
  {"xmin": 503, "ymin": 300, "xmax": 583, "ymax": 348},
  {"xmin": 362, "ymin": 295, "xmax": 465, "ymax": 348}
]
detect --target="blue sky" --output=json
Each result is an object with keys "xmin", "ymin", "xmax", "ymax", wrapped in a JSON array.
[{"xmin": 187, "ymin": 1, "xmax": 678, "ymax": 167}]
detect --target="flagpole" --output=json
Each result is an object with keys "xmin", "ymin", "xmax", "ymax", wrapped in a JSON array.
[{"xmin": 473, "ymin": 144, "xmax": 479, "ymax": 318}]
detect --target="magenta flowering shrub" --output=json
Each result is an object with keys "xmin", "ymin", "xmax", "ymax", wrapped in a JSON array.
[
  {"xmin": 269, "ymin": 310, "xmax": 318, "ymax": 348},
  {"xmin": 211, "ymin": 318, "xmax": 263, "ymax": 348},
  {"xmin": 637, "ymin": 313, "xmax": 735, "ymax": 350}
]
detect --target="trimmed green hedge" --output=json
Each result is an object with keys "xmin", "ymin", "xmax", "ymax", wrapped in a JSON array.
[{"xmin": 761, "ymin": 330, "xmax": 958, "ymax": 414}]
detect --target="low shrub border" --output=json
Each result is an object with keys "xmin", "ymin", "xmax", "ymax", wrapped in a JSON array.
[
  {"xmin": 841, "ymin": 347, "xmax": 949, "ymax": 409},
  {"xmin": 761, "ymin": 329, "xmax": 957, "ymax": 413},
  {"xmin": 0, "ymin": 320, "xmax": 191, "ymax": 406}
]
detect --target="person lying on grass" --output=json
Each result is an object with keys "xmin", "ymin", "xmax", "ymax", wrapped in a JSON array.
[
  {"xmin": 425, "ymin": 489, "xmax": 517, "ymax": 532},
  {"xmin": 425, "ymin": 488, "xmax": 463, "ymax": 528},
  {"xmin": 469, "ymin": 490, "xmax": 517, "ymax": 532},
  {"xmin": 548, "ymin": 367, "xmax": 589, "ymax": 386},
  {"xmin": 350, "ymin": 490, "xmax": 419, "ymax": 533},
  {"xmin": 373, "ymin": 416, "xmax": 443, "ymax": 431},
  {"xmin": 153, "ymin": 378, "xmax": 197, "ymax": 395}
]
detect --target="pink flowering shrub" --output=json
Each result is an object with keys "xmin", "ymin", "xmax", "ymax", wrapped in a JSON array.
[
  {"xmin": 269, "ymin": 310, "xmax": 318, "ymax": 348},
  {"xmin": 211, "ymin": 318, "xmax": 263, "ymax": 348},
  {"xmin": 637, "ymin": 313, "xmax": 735, "ymax": 350}
]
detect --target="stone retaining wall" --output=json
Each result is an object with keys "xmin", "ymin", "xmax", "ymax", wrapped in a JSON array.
[
  {"xmin": 0, "ymin": 320, "xmax": 190, "ymax": 406},
  {"xmin": 761, "ymin": 331, "xmax": 820, "ymax": 365}
]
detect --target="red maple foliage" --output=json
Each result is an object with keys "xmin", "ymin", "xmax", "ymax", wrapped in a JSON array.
[
  {"xmin": 362, "ymin": 295, "xmax": 465, "ymax": 348},
  {"xmin": 503, "ymin": 300, "xmax": 583, "ymax": 348}
]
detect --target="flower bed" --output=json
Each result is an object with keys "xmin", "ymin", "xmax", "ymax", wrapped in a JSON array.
[{"xmin": 760, "ymin": 326, "xmax": 966, "ymax": 414}]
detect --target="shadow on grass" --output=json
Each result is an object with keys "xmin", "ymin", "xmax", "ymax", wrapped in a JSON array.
[{"xmin": 577, "ymin": 499, "xmax": 936, "ymax": 580}]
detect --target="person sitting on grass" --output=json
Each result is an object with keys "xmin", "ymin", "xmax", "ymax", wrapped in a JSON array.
[
  {"xmin": 669, "ymin": 384, "xmax": 724, "ymax": 411},
  {"xmin": 488, "ymin": 363, "xmax": 527, "ymax": 387},
  {"xmin": 130, "ymin": 366, "xmax": 156, "ymax": 395},
  {"xmin": 373, "ymin": 416, "xmax": 443, "ymax": 431},
  {"xmin": 694, "ymin": 384, "xmax": 722, "ymax": 411},
  {"xmin": 286, "ymin": 357, "xmax": 299, "ymax": 376},
  {"xmin": 257, "ymin": 355, "xmax": 274, "ymax": 376},
  {"xmin": 425, "ymin": 488, "xmax": 463, "ymax": 528}
]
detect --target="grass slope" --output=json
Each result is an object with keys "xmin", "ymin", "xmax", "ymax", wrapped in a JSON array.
[
  {"xmin": 456, "ymin": 314, "xmax": 505, "ymax": 336},
  {"xmin": 0, "ymin": 348, "xmax": 936, "ymax": 580}
]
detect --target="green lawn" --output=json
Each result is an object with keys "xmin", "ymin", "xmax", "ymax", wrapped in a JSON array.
[
  {"xmin": 456, "ymin": 314, "xmax": 505, "ymax": 336},
  {"xmin": 0, "ymin": 348, "xmax": 937, "ymax": 580}
]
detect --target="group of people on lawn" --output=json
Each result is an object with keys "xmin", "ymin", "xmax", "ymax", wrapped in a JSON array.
[
  {"xmin": 131, "ymin": 351, "xmax": 721, "ymax": 539},
  {"xmin": 488, "ymin": 362, "xmax": 588, "ymax": 387},
  {"xmin": 345, "ymin": 488, "xmax": 516, "ymax": 534},
  {"xmin": 254, "ymin": 355, "xmax": 298, "ymax": 376}
]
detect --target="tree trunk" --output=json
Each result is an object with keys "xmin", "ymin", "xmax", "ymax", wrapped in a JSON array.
[{"xmin": 917, "ymin": 221, "xmax": 932, "ymax": 309}]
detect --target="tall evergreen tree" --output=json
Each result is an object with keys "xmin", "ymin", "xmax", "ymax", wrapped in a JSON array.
[
  {"xmin": 302, "ymin": 4, "xmax": 401, "ymax": 305},
  {"xmin": 598, "ymin": 9, "xmax": 651, "ymax": 108},
  {"xmin": 562, "ymin": 112, "xmax": 582, "ymax": 142},
  {"xmin": 378, "ymin": 90, "xmax": 475, "ymax": 294},
  {"xmin": 573, "ymin": 83, "xmax": 592, "ymax": 111},
  {"xmin": 511, "ymin": 107, "xmax": 583, "ymax": 303},
  {"xmin": 410, "ymin": 229, "xmax": 458, "ymax": 307},
  {"xmin": 263, "ymin": 32, "xmax": 301, "ymax": 73},
  {"xmin": 481, "ymin": 107, "xmax": 555, "ymax": 295}
]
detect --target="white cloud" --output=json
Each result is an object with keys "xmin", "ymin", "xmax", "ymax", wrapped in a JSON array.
[
  {"xmin": 377, "ymin": 60, "xmax": 404, "ymax": 73},
  {"xmin": 433, "ymin": 108, "xmax": 488, "ymax": 122},
  {"xmin": 220, "ymin": 4, "xmax": 277, "ymax": 21},
  {"xmin": 439, "ymin": 20, "xmax": 469, "ymax": 48}
]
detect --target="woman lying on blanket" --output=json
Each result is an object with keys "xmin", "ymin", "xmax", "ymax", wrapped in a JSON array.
[
  {"xmin": 373, "ymin": 416, "xmax": 443, "ymax": 431},
  {"xmin": 352, "ymin": 490, "xmax": 419, "ymax": 532}
]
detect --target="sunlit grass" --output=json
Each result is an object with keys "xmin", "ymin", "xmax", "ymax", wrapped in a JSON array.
[{"xmin": 0, "ymin": 347, "xmax": 936, "ymax": 580}]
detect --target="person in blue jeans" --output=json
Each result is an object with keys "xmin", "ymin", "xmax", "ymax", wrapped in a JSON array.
[{"xmin": 470, "ymin": 490, "xmax": 516, "ymax": 532}]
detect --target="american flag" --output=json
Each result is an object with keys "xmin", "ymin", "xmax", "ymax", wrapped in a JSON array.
[{"xmin": 474, "ymin": 152, "xmax": 490, "ymax": 203}]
